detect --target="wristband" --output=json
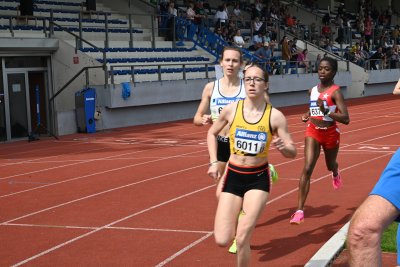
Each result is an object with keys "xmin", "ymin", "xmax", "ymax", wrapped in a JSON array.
[{"xmin": 209, "ymin": 160, "xmax": 219, "ymax": 166}]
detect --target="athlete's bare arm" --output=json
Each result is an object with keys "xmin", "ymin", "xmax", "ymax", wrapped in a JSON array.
[
  {"xmin": 393, "ymin": 79, "xmax": 400, "ymax": 95},
  {"xmin": 193, "ymin": 82, "xmax": 214, "ymax": 126},
  {"xmin": 206, "ymin": 102, "xmax": 236, "ymax": 180},
  {"xmin": 330, "ymin": 89, "xmax": 350, "ymax": 125},
  {"xmin": 302, "ymin": 88, "xmax": 312, "ymax": 122}
]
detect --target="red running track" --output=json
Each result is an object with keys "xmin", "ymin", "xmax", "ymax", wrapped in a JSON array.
[{"xmin": 0, "ymin": 94, "xmax": 399, "ymax": 266}]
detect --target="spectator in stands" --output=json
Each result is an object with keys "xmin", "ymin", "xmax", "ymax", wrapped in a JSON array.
[
  {"xmin": 202, "ymin": 0, "xmax": 211, "ymax": 13},
  {"xmin": 266, "ymin": 18, "xmax": 278, "ymax": 41},
  {"xmin": 270, "ymin": 5, "xmax": 279, "ymax": 20},
  {"xmin": 253, "ymin": 17, "xmax": 264, "ymax": 35},
  {"xmin": 392, "ymin": 25, "xmax": 400, "ymax": 45},
  {"xmin": 214, "ymin": 27, "xmax": 224, "ymax": 40},
  {"xmin": 281, "ymin": 35, "xmax": 291, "ymax": 74},
  {"xmin": 364, "ymin": 15, "xmax": 373, "ymax": 48},
  {"xmin": 231, "ymin": 3, "xmax": 244, "ymax": 27},
  {"xmin": 369, "ymin": 46, "xmax": 386, "ymax": 70},
  {"xmin": 214, "ymin": 5, "xmax": 229, "ymax": 28},
  {"xmin": 314, "ymin": 54, "xmax": 321, "ymax": 73},
  {"xmin": 286, "ymin": 14, "xmax": 295, "ymax": 28},
  {"xmin": 249, "ymin": 31, "xmax": 265, "ymax": 51},
  {"xmin": 353, "ymin": 46, "xmax": 366, "ymax": 67},
  {"xmin": 221, "ymin": 27, "xmax": 232, "ymax": 44},
  {"xmin": 357, "ymin": 18, "xmax": 365, "ymax": 40},
  {"xmin": 194, "ymin": 1, "xmax": 207, "ymax": 27},
  {"xmin": 254, "ymin": 0, "xmax": 263, "ymax": 18},
  {"xmin": 290, "ymin": 38, "xmax": 299, "ymax": 62},
  {"xmin": 233, "ymin": 29, "xmax": 246, "ymax": 48},
  {"xmin": 297, "ymin": 49, "xmax": 310, "ymax": 73},
  {"xmin": 166, "ymin": 1, "xmax": 177, "ymax": 41},
  {"xmin": 321, "ymin": 23, "xmax": 332, "ymax": 39},
  {"xmin": 226, "ymin": 20, "xmax": 237, "ymax": 36},
  {"xmin": 168, "ymin": 1, "xmax": 177, "ymax": 17},
  {"xmin": 254, "ymin": 42, "xmax": 273, "ymax": 72},
  {"xmin": 186, "ymin": 2, "xmax": 196, "ymax": 21},
  {"xmin": 336, "ymin": 16, "xmax": 345, "ymax": 44},
  {"xmin": 359, "ymin": 39, "xmax": 369, "ymax": 53},
  {"xmin": 186, "ymin": 2, "xmax": 198, "ymax": 39},
  {"xmin": 390, "ymin": 45, "xmax": 399, "ymax": 69},
  {"xmin": 337, "ymin": 2, "xmax": 344, "ymax": 16},
  {"xmin": 264, "ymin": 31, "xmax": 271, "ymax": 43},
  {"xmin": 322, "ymin": 13, "xmax": 330, "ymax": 25}
]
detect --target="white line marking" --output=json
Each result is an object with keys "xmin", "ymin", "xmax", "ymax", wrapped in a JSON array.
[
  {"xmin": 5, "ymin": 223, "xmax": 211, "ymax": 234},
  {"xmin": 155, "ymin": 232, "xmax": 214, "ymax": 267},
  {"xmin": 0, "ymin": 149, "xmax": 207, "ymax": 198},
  {"xmin": 266, "ymin": 152, "xmax": 392, "ymax": 205},
  {"xmin": 0, "ymin": 146, "xmax": 163, "ymax": 181},
  {"xmin": 2, "ymin": 164, "xmax": 208, "ymax": 224},
  {"xmin": 10, "ymin": 185, "xmax": 214, "ymax": 267}
]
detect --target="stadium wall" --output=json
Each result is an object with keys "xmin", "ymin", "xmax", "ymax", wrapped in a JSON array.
[{"xmin": 56, "ymin": 71, "xmax": 352, "ymax": 134}]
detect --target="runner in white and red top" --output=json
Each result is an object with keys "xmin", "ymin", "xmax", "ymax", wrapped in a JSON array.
[{"xmin": 290, "ymin": 57, "xmax": 350, "ymax": 225}]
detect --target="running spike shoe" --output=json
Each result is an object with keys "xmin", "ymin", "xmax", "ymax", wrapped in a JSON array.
[
  {"xmin": 332, "ymin": 171, "xmax": 342, "ymax": 190},
  {"xmin": 290, "ymin": 210, "xmax": 304, "ymax": 225},
  {"xmin": 269, "ymin": 164, "xmax": 279, "ymax": 184}
]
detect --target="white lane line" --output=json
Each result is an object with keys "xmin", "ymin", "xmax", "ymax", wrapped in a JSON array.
[
  {"xmin": 155, "ymin": 232, "xmax": 214, "ymax": 267},
  {"xmin": 0, "ymin": 146, "xmax": 163, "ymax": 181},
  {"xmin": 10, "ymin": 185, "xmax": 214, "ymax": 267},
  {"xmin": 0, "ymin": 149, "xmax": 207, "ymax": 198},
  {"xmin": 4, "ymin": 223, "xmax": 211, "ymax": 234},
  {"xmin": 266, "ymin": 152, "xmax": 393, "ymax": 205},
  {"xmin": 1, "ymin": 163, "xmax": 208, "ymax": 224}
]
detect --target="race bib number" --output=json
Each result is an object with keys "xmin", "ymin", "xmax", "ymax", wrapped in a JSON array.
[
  {"xmin": 309, "ymin": 100, "xmax": 328, "ymax": 116},
  {"xmin": 234, "ymin": 129, "xmax": 267, "ymax": 154},
  {"xmin": 211, "ymin": 97, "xmax": 244, "ymax": 120}
]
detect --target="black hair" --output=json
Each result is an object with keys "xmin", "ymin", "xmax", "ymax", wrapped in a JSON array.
[{"xmin": 320, "ymin": 57, "xmax": 338, "ymax": 73}]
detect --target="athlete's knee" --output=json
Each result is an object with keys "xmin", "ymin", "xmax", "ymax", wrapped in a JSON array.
[
  {"xmin": 348, "ymin": 215, "xmax": 381, "ymax": 248},
  {"xmin": 234, "ymin": 230, "xmax": 251, "ymax": 250},
  {"xmin": 214, "ymin": 233, "xmax": 233, "ymax": 247},
  {"xmin": 326, "ymin": 161, "xmax": 338, "ymax": 172},
  {"xmin": 302, "ymin": 165, "xmax": 314, "ymax": 177}
]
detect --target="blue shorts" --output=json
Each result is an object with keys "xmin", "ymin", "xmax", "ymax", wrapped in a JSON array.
[{"xmin": 370, "ymin": 148, "xmax": 400, "ymax": 222}]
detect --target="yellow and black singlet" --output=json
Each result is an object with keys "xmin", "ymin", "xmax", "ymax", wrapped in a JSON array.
[{"xmin": 229, "ymin": 100, "xmax": 273, "ymax": 158}]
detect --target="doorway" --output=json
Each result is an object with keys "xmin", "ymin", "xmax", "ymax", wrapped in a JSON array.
[{"xmin": 4, "ymin": 71, "xmax": 47, "ymax": 140}]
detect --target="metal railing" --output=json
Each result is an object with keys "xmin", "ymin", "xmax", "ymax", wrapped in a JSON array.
[{"xmin": 109, "ymin": 62, "xmax": 211, "ymax": 85}]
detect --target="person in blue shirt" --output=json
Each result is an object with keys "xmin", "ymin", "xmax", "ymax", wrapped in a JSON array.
[
  {"xmin": 347, "ymin": 80, "xmax": 400, "ymax": 266},
  {"xmin": 254, "ymin": 42, "xmax": 273, "ymax": 73}
]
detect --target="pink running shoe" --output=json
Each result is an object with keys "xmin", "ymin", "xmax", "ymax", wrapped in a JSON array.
[
  {"xmin": 290, "ymin": 210, "xmax": 304, "ymax": 225},
  {"xmin": 332, "ymin": 172, "xmax": 342, "ymax": 190}
]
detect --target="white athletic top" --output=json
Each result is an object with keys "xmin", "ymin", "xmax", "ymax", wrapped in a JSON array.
[
  {"xmin": 309, "ymin": 85, "xmax": 338, "ymax": 122},
  {"xmin": 210, "ymin": 79, "xmax": 245, "ymax": 122}
]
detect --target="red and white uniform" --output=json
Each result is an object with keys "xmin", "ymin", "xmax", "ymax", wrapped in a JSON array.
[
  {"xmin": 306, "ymin": 84, "xmax": 340, "ymax": 149},
  {"xmin": 309, "ymin": 84, "xmax": 339, "ymax": 122}
]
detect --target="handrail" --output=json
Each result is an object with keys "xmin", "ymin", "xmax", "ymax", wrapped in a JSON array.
[
  {"xmin": 49, "ymin": 66, "xmax": 103, "ymax": 103},
  {"xmin": 47, "ymin": 20, "xmax": 108, "ymax": 94},
  {"xmin": 109, "ymin": 62, "xmax": 213, "ymax": 85}
]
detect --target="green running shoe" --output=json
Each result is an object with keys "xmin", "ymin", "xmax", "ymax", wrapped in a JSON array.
[
  {"xmin": 228, "ymin": 239, "xmax": 237, "ymax": 254},
  {"xmin": 269, "ymin": 164, "xmax": 279, "ymax": 184},
  {"xmin": 228, "ymin": 210, "xmax": 245, "ymax": 254}
]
